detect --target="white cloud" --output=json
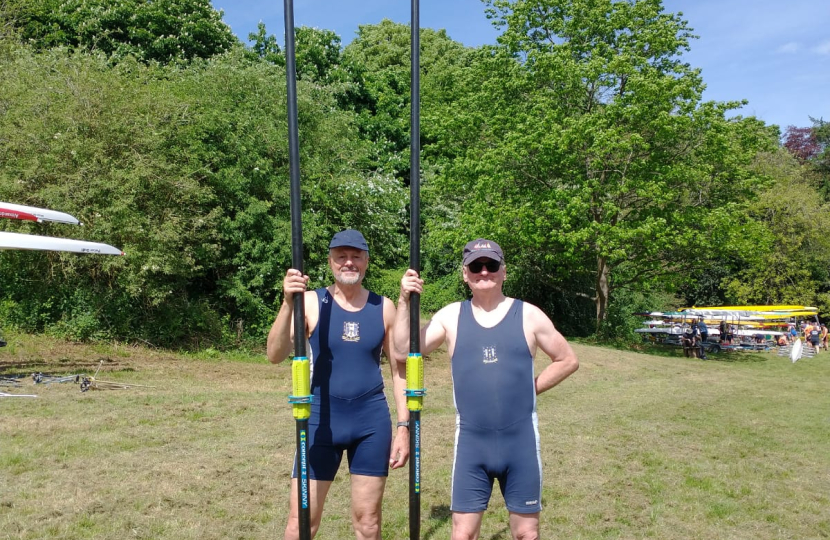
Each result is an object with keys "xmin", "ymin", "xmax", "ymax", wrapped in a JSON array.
[
  {"xmin": 812, "ymin": 41, "xmax": 830, "ymax": 55},
  {"xmin": 777, "ymin": 42, "xmax": 799, "ymax": 53}
]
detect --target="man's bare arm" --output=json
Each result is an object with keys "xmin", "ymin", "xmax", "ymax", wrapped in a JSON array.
[
  {"xmin": 383, "ymin": 296, "xmax": 410, "ymax": 469},
  {"xmin": 526, "ymin": 304, "xmax": 579, "ymax": 394},
  {"xmin": 395, "ymin": 269, "xmax": 450, "ymax": 358},
  {"xmin": 266, "ymin": 269, "xmax": 310, "ymax": 364}
]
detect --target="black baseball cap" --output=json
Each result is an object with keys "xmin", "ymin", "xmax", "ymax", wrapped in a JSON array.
[
  {"xmin": 462, "ymin": 238, "xmax": 504, "ymax": 265},
  {"xmin": 329, "ymin": 229, "xmax": 369, "ymax": 252}
]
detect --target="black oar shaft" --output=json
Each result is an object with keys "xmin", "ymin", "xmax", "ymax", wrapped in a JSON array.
[
  {"xmin": 410, "ymin": 0, "xmax": 421, "ymax": 287},
  {"xmin": 284, "ymin": 0, "xmax": 303, "ymax": 290},
  {"xmin": 283, "ymin": 1, "xmax": 311, "ymax": 539},
  {"xmin": 409, "ymin": 1, "xmax": 422, "ymax": 539}
]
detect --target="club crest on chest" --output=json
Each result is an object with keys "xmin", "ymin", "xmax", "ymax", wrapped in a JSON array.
[
  {"xmin": 342, "ymin": 321, "xmax": 360, "ymax": 342},
  {"xmin": 482, "ymin": 346, "xmax": 498, "ymax": 364}
]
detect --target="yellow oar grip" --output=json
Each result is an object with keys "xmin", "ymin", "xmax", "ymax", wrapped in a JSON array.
[
  {"xmin": 290, "ymin": 357, "xmax": 311, "ymax": 420},
  {"xmin": 406, "ymin": 353, "xmax": 425, "ymax": 411}
]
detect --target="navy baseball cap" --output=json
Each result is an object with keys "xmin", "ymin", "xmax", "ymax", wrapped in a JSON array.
[
  {"xmin": 462, "ymin": 238, "xmax": 504, "ymax": 265},
  {"xmin": 329, "ymin": 229, "xmax": 369, "ymax": 252}
]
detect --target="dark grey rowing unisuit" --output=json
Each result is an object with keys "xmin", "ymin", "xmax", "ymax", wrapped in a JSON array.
[{"xmin": 450, "ymin": 299, "xmax": 542, "ymax": 514}]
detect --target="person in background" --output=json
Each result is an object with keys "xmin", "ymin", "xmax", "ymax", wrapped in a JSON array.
[
  {"xmin": 689, "ymin": 321, "xmax": 702, "ymax": 359},
  {"xmin": 267, "ymin": 229, "xmax": 409, "ymax": 540},
  {"xmin": 697, "ymin": 318, "xmax": 709, "ymax": 359},
  {"xmin": 395, "ymin": 238, "xmax": 579, "ymax": 540},
  {"xmin": 806, "ymin": 320, "xmax": 821, "ymax": 352}
]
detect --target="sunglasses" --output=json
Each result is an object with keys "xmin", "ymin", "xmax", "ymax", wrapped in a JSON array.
[{"xmin": 467, "ymin": 260, "xmax": 501, "ymax": 273}]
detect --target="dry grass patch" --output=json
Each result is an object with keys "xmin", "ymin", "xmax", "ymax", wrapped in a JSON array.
[{"xmin": 2, "ymin": 334, "xmax": 829, "ymax": 539}]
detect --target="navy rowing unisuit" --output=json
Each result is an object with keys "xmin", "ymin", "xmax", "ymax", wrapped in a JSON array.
[
  {"xmin": 293, "ymin": 288, "xmax": 392, "ymax": 481},
  {"xmin": 450, "ymin": 299, "xmax": 543, "ymax": 514}
]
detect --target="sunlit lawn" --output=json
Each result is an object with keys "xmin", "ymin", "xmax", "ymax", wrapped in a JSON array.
[{"xmin": 1, "ymin": 334, "xmax": 829, "ymax": 539}]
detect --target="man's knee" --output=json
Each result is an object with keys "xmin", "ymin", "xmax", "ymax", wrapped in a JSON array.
[
  {"xmin": 284, "ymin": 519, "xmax": 320, "ymax": 540},
  {"xmin": 452, "ymin": 512, "xmax": 483, "ymax": 540},
  {"xmin": 509, "ymin": 511, "xmax": 540, "ymax": 540},
  {"xmin": 451, "ymin": 529, "xmax": 479, "ymax": 540},
  {"xmin": 351, "ymin": 511, "xmax": 381, "ymax": 539}
]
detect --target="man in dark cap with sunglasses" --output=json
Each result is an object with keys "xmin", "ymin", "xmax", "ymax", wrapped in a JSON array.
[
  {"xmin": 268, "ymin": 229, "xmax": 409, "ymax": 540},
  {"xmin": 395, "ymin": 238, "xmax": 578, "ymax": 540}
]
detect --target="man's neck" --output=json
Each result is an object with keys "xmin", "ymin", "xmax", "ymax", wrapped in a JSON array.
[
  {"xmin": 330, "ymin": 282, "xmax": 366, "ymax": 305},
  {"xmin": 470, "ymin": 290, "xmax": 508, "ymax": 312}
]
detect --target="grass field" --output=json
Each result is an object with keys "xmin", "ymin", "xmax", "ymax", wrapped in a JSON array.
[{"xmin": 2, "ymin": 333, "xmax": 829, "ymax": 539}]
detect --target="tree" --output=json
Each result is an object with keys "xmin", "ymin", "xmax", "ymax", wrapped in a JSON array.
[
  {"xmin": 783, "ymin": 126, "xmax": 820, "ymax": 162},
  {"xmin": 426, "ymin": 0, "xmax": 777, "ymax": 330},
  {"xmin": 246, "ymin": 23, "xmax": 349, "ymax": 85},
  {"xmin": 342, "ymin": 20, "xmax": 474, "ymax": 180},
  {"xmin": 720, "ymin": 148, "xmax": 830, "ymax": 313},
  {"xmin": 246, "ymin": 21, "xmax": 283, "ymax": 66},
  {"xmin": 8, "ymin": 0, "xmax": 236, "ymax": 63},
  {"xmin": 0, "ymin": 47, "xmax": 406, "ymax": 345}
]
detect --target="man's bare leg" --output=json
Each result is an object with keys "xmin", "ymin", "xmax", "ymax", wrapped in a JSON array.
[
  {"xmin": 349, "ymin": 474, "xmax": 387, "ymax": 540},
  {"xmin": 451, "ymin": 511, "xmax": 484, "ymax": 540},
  {"xmin": 284, "ymin": 478, "xmax": 332, "ymax": 540},
  {"xmin": 508, "ymin": 511, "xmax": 540, "ymax": 540}
]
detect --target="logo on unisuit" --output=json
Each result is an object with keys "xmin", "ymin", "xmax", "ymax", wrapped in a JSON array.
[
  {"xmin": 342, "ymin": 321, "xmax": 360, "ymax": 342},
  {"xmin": 526, "ymin": 500, "xmax": 538, "ymax": 505},
  {"xmin": 482, "ymin": 346, "xmax": 498, "ymax": 364}
]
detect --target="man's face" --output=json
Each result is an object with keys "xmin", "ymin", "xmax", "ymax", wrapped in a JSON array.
[
  {"xmin": 329, "ymin": 247, "xmax": 368, "ymax": 285},
  {"xmin": 463, "ymin": 257, "xmax": 505, "ymax": 291}
]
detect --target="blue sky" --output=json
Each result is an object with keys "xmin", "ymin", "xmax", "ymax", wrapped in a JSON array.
[{"xmin": 212, "ymin": 0, "xmax": 829, "ymax": 130}]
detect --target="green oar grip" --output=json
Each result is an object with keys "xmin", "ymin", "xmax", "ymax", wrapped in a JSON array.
[
  {"xmin": 289, "ymin": 356, "xmax": 312, "ymax": 419},
  {"xmin": 405, "ymin": 353, "xmax": 425, "ymax": 411}
]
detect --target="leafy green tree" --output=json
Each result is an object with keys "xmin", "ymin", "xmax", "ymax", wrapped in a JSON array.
[
  {"xmin": 246, "ymin": 24, "xmax": 348, "ymax": 84},
  {"xmin": 8, "ymin": 0, "xmax": 236, "ymax": 63},
  {"xmin": 0, "ymin": 46, "xmax": 406, "ymax": 345},
  {"xmin": 246, "ymin": 21, "xmax": 282, "ymax": 66},
  {"xmin": 808, "ymin": 117, "xmax": 830, "ymax": 199},
  {"xmin": 425, "ymin": 0, "xmax": 777, "ymax": 331},
  {"xmin": 719, "ymin": 148, "xmax": 830, "ymax": 313},
  {"xmin": 342, "ymin": 20, "xmax": 474, "ymax": 180}
]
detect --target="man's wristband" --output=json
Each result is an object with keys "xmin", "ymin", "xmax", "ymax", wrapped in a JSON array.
[{"xmin": 396, "ymin": 421, "xmax": 410, "ymax": 429}]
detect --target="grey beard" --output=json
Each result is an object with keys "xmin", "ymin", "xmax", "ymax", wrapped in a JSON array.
[{"xmin": 335, "ymin": 272, "xmax": 361, "ymax": 285}]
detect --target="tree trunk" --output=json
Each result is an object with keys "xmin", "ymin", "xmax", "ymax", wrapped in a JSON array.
[{"xmin": 596, "ymin": 255, "xmax": 610, "ymax": 329}]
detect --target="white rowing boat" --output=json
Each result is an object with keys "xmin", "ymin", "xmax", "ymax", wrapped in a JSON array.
[
  {"xmin": 0, "ymin": 231, "xmax": 123, "ymax": 255},
  {"xmin": 0, "ymin": 201, "xmax": 81, "ymax": 225}
]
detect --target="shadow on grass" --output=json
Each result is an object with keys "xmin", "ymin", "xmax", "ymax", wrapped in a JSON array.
[
  {"xmin": 424, "ymin": 504, "xmax": 451, "ymax": 540},
  {"xmin": 486, "ymin": 526, "xmax": 511, "ymax": 539},
  {"xmin": 0, "ymin": 356, "xmax": 125, "ymax": 378}
]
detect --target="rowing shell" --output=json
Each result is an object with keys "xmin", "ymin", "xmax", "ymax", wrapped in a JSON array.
[
  {"xmin": 0, "ymin": 231, "xmax": 123, "ymax": 255},
  {"xmin": 0, "ymin": 202, "xmax": 81, "ymax": 225},
  {"xmin": 685, "ymin": 305, "xmax": 816, "ymax": 312},
  {"xmin": 790, "ymin": 339, "xmax": 803, "ymax": 363}
]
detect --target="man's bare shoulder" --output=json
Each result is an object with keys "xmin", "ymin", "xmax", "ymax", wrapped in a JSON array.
[
  {"xmin": 381, "ymin": 295, "xmax": 396, "ymax": 317},
  {"xmin": 520, "ymin": 300, "xmax": 557, "ymax": 329},
  {"xmin": 300, "ymin": 289, "xmax": 319, "ymax": 305},
  {"xmin": 431, "ymin": 301, "xmax": 463, "ymax": 323}
]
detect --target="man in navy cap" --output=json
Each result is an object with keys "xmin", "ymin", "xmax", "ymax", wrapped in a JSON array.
[
  {"xmin": 395, "ymin": 238, "xmax": 579, "ymax": 540},
  {"xmin": 268, "ymin": 229, "xmax": 409, "ymax": 540}
]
